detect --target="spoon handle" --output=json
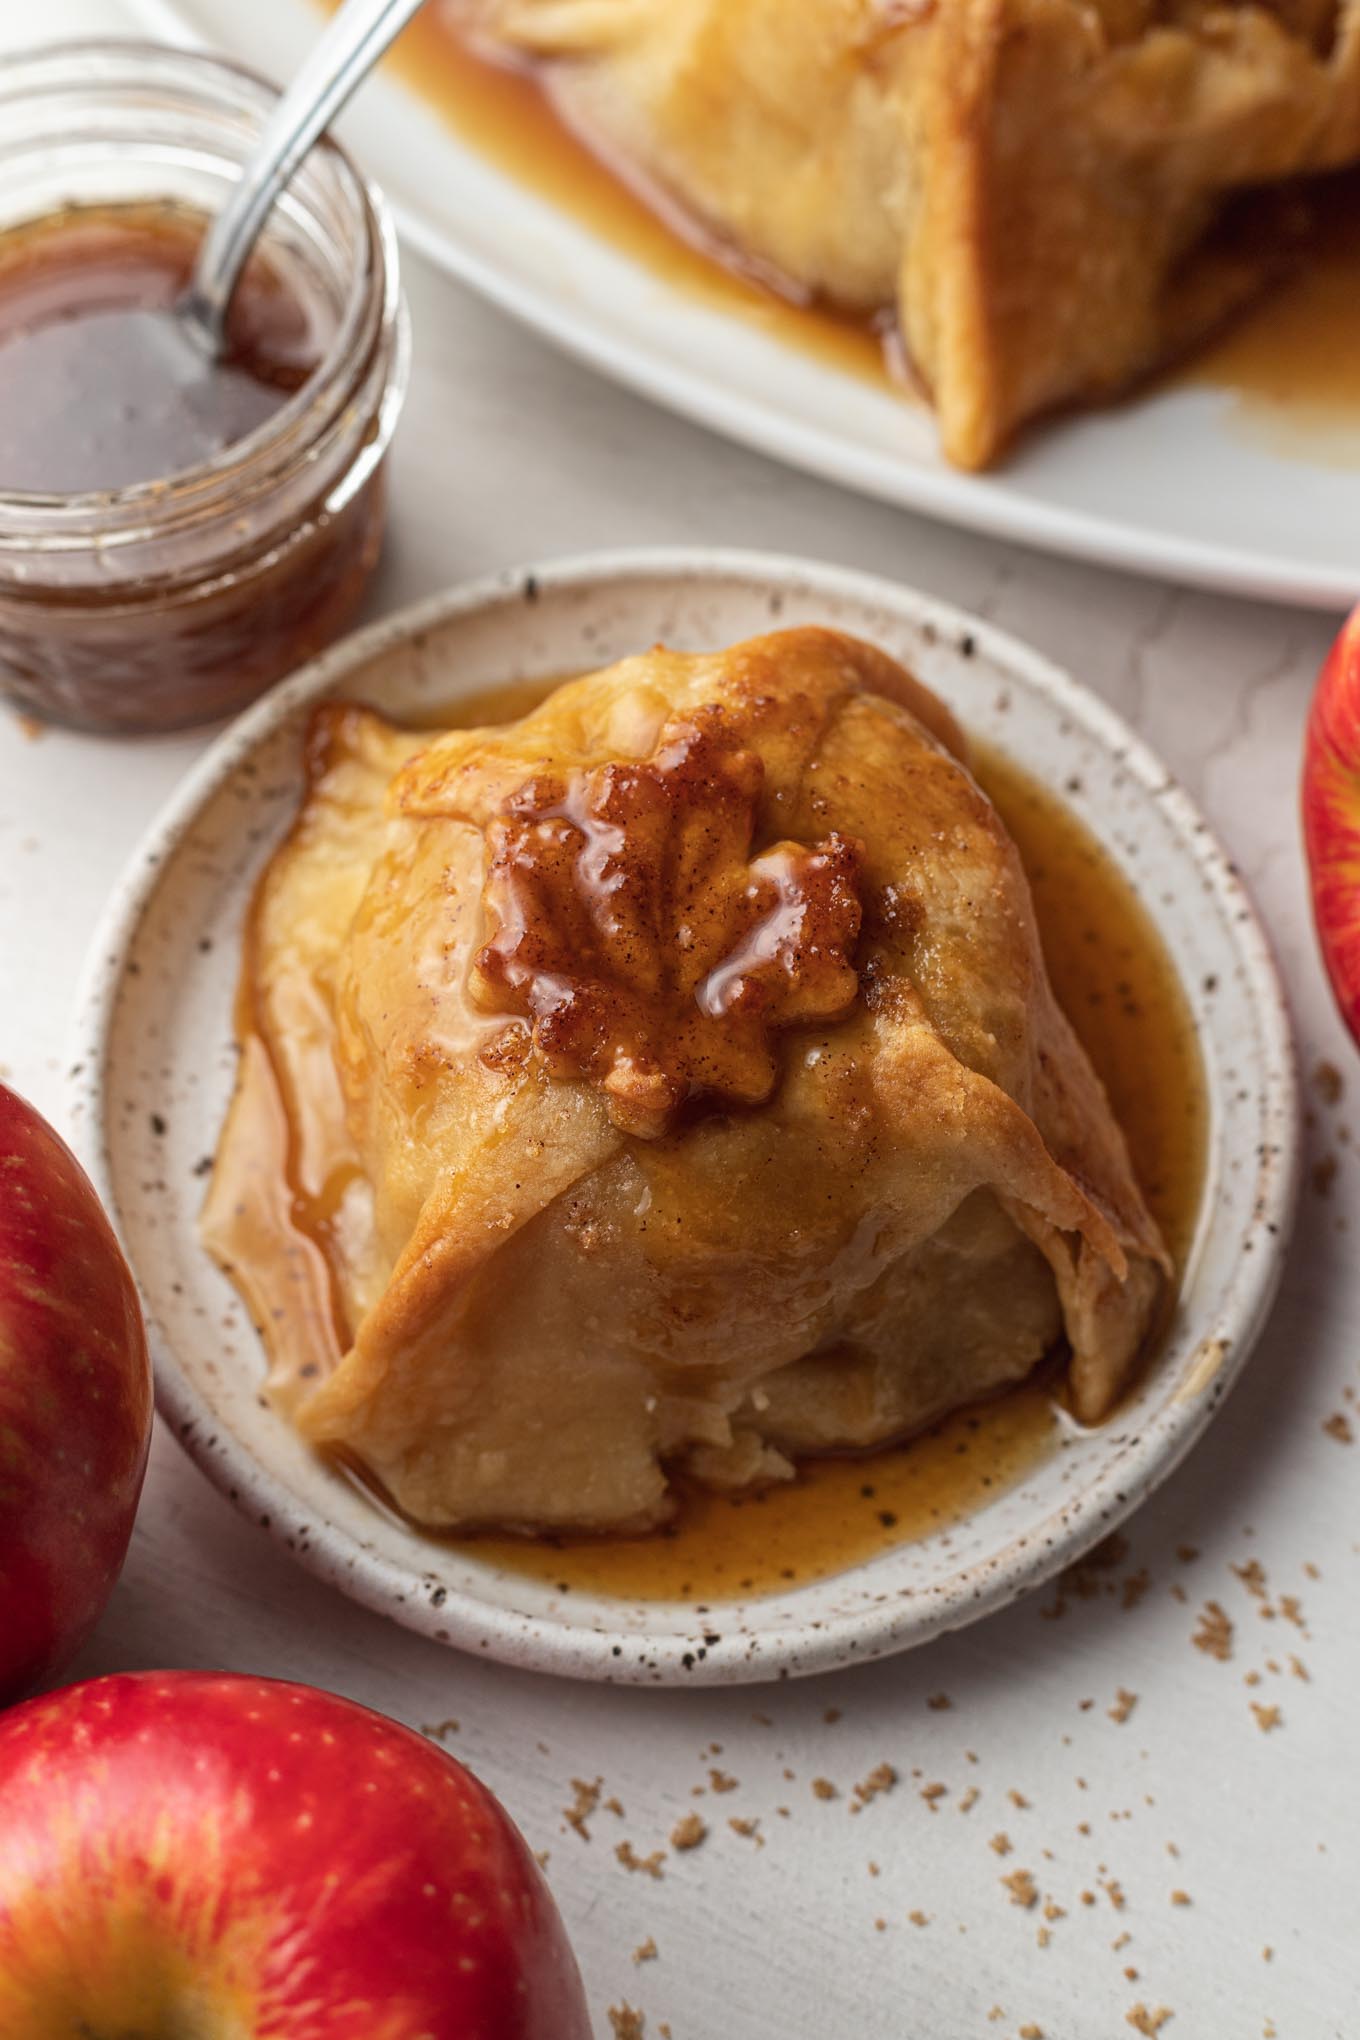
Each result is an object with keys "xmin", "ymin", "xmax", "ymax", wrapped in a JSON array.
[{"xmin": 184, "ymin": 0, "xmax": 427, "ymax": 346}]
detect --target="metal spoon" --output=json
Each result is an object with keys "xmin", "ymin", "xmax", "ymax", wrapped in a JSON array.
[{"xmin": 178, "ymin": 0, "xmax": 427, "ymax": 357}]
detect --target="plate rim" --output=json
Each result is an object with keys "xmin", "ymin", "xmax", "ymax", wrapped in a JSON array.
[
  {"xmin": 113, "ymin": 0, "xmax": 1360, "ymax": 611},
  {"xmin": 70, "ymin": 545, "xmax": 1302, "ymax": 1685}
]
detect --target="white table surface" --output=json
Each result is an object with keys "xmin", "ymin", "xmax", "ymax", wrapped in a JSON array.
[{"xmin": 3, "ymin": 7, "xmax": 1359, "ymax": 2035}]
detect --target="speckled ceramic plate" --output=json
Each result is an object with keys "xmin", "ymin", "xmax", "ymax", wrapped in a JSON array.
[{"xmin": 71, "ymin": 551, "xmax": 1299, "ymax": 1685}]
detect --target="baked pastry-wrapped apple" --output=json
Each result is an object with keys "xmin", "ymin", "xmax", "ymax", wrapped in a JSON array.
[
  {"xmin": 204, "ymin": 627, "xmax": 1171, "ymax": 1534},
  {"xmin": 459, "ymin": 0, "xmax": 1360, "ymax": 467}
]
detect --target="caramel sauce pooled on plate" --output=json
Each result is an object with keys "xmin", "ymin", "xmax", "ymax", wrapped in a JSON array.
[
  {"xmin": 1174, "ymin": 170, "xmax": 1360, "ymax": 462},
  {"xmin": 214, "ymin": 674, "xmax": 1206, "ymax": 1602}
]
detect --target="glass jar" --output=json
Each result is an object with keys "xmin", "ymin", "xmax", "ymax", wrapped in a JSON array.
[{"xmin": 0, "ymin": 41, "xmax": 409, "ymax": 735}]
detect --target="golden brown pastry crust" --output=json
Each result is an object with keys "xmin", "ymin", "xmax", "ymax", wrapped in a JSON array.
[
  {"xmin": 466, "ymin": 0, "xmax": 1360, "ymax": 465},
  {"xmin": 204, "ymin": 628, "xmax": 1170, "ymax": 1534}
]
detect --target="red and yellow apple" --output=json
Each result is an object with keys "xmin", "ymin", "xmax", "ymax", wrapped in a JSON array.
[
  {"xmin": 0, "ymin": 1670, "xmax": 593, "ymax": 2038},
  {"xmin": 0, "ymin": 1081, "xmax": 152, "ymax": 1703},
  {"xmin": 1304, "ymin": 604, "xmax": 1360, "ymax": 1049}
]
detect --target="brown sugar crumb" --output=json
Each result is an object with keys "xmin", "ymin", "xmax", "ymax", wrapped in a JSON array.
[
  {"xmin": 1250, "ymin": 1703, "xmax": 1282, "ymax": 1733},
  {"xmin": 1043, "ymin": 1901, "xmax": 1066, "ymax": 1923},
  {"xmin": 669, "ymin": 1813, "xmax": 707, "ymax": 1852},
  {"xmin": 1103, "ymin": 1879, "xmax": 1128, "ymax": 1911},
  {"xmin": 851, "ymin": 1763, "xmax": 898, "ymax": 1812},
  {"xmin": 1008, "ymin": 1790, "xmax": 1031, "ymax": 1810},
  {"xmin": 1001, "ymin": 1869, "xmax": 1039, "ymax": 1909},
  {"xmin": 958, "ymin": 1786, "xmax": 980, "ymax": 1814},
  {"xmin": 1314, "ymin": 1058, "xmax": 1344, "ymax": 1106},
  {"xmin": 1081, "ymin": 1891, "xmax": 1098, "ymax": 1907},
  {"xmin": 609, "ymin": 2008, "xmax": 645, "ymax": 2040},
  {"xmin": 728, "ymin": 1816, "xmax": 762, "ymax": 1844},
  {"xmin": 421, "ymin": 1717, "xmax": 460, "ymax": 1741},
  {"xmin": 1124, "ymin": 1967, "xmax": 1139, "ymax": 1982},
  {"xmin": 1122, "ymin": 1569, "xmax": 1151, "ymax": 1610},
  {"xmin": 1109, "ymin": 1688, "xmax": 1139, "ymax": 1725},
  {"xmin": 534, "ymin": 1849, "xmax": 550, "ymax": 1869},
  {"xmin": 1324, "ymin": 1412, "xmax": 1354, "ymax": 1444},
  {"xmin": 927, "ymin": 1692, "xmax": 953, "ymax": 1710},
  {"xmin": 987, "ymin": 2010, "xmax": 1005, "ymax": 2025},
  {"xmin": 1126, "ymin": 2007, "xmax": 1173, "ymax": 2035},
  {"xmin": 1170, "ymin": 1890, "xmax": 1191, "ymax": 1906},
  {"xmin": 605, "ymin": 1796, "xmax": 625, "ymax": 1819},
  {"xmin": 1245, "ymin": 1671, "xmax": 1262, "ymax": 1688},
  {"xmin": 616, "ymin": 1842, "xmax": 666, "ymax": 1879},
  {"xmin": 990, "ymin": 1832, "xmax": 1013, "ymax": 1856},
  {"xmin": 1304, "ymin": 1561, "xmax": 1321, "ymax": 1580},
  {"xmin": 1279, "ymin": 1595, "xmax": 1307, "ymax": 1631},
  {"xmin": 1193, "ymin": 1601, "xmax": 1234, "ymax": 1661},
  {"xmin": 1175, "ymin": 1545, "xmax": 1199, "ymax": 1564},
  {"xmin": 1020, "ymin": 2025, "xmax": 1045, "ymax": 2038},
  {"xmin": 823, "ymin": 1707, "xmax": 842, "ymax": 1724},
  {"xmin": 1037, "ymin": 1926, "xmax": 1051, "ymax": 1948},
  {"xmin": 633, "ymin": 1937, "xmax": 658, "ymax": 1965},
  {"xmin": 873, "ymin": 1916, "xmax": 888, "ymax": 1932},
  {"xmin": 920, "ymin": 1781, "xmax": 948, "ymax": 1808},
  {"xmin": 1112, "ymin": 1931, "xmax": 1132, "ymax": 1952},
  {"xmin": 811, "ymin": 1777, "xmax": 838, "ymax": 1802},
  {"xmin": 908, "ymin": 1909, "xmax": 930, "ymax": 1927},
  {"xmin": 564, "ymin": 1777, "xmax": 603, "ymax": 1839},
  {"xmin": 1234, "ymin": 1559, "xmax": 1268, "ymax": 1600},
  {"xmin": 708, "ymin": 1768, "xmax": 738, "ymax": 1794},
  {"xmin": 1289, "ymin": 1654, "xmax": 1310, "ymax": 1681}
]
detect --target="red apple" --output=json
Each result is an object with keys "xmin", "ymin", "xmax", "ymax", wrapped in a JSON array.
[
  {"xmin": 0, "ymin": 1670, "xmax": 592, "ymax": 2038},
  {"xmin": 1304, "ymin": 603, "xmax": 1360, "ymax": 1049},
  {"xmin": 0, "ymin": 1082, "xmax": 152, "ymax": 1702}
]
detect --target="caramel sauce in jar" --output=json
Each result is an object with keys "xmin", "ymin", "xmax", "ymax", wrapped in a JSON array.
[
  {"xmin": 0, "ymin": 45, "xmax": 407, "ymax": 736},
  {"xmin": 212, "ymin": 671, "xmax": 1207, "ymax": 1602},
  {"xmin": 0, "ymin": 204, "xmax": 329, "ymax": 495}
]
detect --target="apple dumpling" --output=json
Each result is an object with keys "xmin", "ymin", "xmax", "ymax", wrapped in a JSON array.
[
  {"xmin": 459, "ymin": 0, "xmax": 1360, "ymax": 468},
  {"xmin": 203, "ymin": 627, "xmax": 1171, "ymax": 1535}
]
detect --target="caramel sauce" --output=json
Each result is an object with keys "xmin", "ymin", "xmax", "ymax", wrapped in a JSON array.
[
  {"xmin": 1174, "ymin": 170, "xmax": 1360, "ymax": 462},
  {"xmin": 0, "ymin": 203, "xmax": 330, "ymax": 493},
  {"xmin": 376, "ymin": 8, "xmax": 1360, "ymax": 448},
  {"xmin": 216, "ymin": 675, "xmax": 1205, "ymax": 1600}
]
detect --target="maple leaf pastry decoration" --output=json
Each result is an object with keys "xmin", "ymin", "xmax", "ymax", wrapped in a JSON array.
[{"xmin": 466, "ymin": 705, "xmax": 863, "ymax": 1137}]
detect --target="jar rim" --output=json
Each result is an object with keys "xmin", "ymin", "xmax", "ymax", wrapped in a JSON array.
[{"xmin": 0, "ymin": 37, "xmax": 401, "ymax": 536}]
